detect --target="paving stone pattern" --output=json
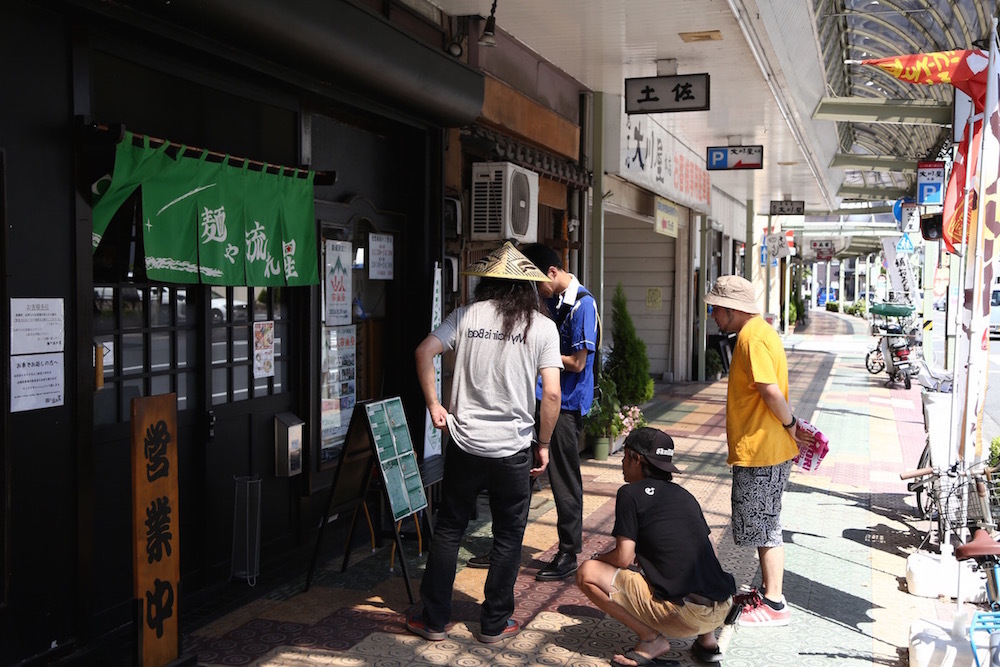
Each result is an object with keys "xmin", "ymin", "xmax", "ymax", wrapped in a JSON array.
[{"xmin": 183, "ymin": 309, "xmax": 957, "ymax": 666}]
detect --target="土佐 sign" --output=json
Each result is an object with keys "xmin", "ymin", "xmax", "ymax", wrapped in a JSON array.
[{"xmin": 625, "ymin": 74, "xmax": 710, "ymax": 114}]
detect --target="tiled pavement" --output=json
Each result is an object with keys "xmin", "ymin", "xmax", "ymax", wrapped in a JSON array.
[{"xmin": 182, "ymin": 308, "xmax": 961, "ymax": 666}]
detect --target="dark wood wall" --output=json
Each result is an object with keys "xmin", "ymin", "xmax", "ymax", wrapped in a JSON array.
[
  {"xmin": 0, "ymin": 3, "xmax": 80, "ymax": 663},
  {"xmin": 0, "ymin": 1, "xmax": 441, "ymax": 663}
]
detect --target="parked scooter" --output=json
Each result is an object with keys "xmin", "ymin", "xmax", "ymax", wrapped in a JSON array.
[{"xmin": 870, "ymin": 302, "xmax": 920, "ymax": 389}]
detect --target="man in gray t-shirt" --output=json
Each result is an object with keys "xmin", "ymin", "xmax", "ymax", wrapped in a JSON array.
[
  {"xmin": 432, "ymin": 300, "xmax": 561, "ymax": 458},
  {"xmin": 408, "ymin": 242, "xmax": 562, "ymax": 645}
]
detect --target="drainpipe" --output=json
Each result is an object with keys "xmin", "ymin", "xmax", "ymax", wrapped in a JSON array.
[
  {"xmin": 744, "ymin": 200, "xmax": 754, "ymax": 281},
  {"xmin": 592, "ymin": 92, "xmax": 605, "ymax": 360}
]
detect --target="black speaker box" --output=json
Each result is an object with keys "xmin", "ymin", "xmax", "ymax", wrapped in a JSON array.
[{"xmin": 920, "ymin": 213, "xmax": 943, "ymax": 241}]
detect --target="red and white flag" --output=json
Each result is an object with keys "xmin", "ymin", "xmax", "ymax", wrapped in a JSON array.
[
  {"xmin": 954, "ymin": 22, "xmax": 1000, "ymax": 464},
  {"xmin": 862, "ymin": 50, "xmax": 990, "ymax": 254}
]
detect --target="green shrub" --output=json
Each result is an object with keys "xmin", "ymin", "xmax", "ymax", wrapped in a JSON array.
[
  {"xmin": 990, "ymin": 436, "xmax": 1000, "ymax": 469},
  {"xmin": 585, "ymin": 372, "xmax": 621, "ymax": 438},
  {"xmin": 788, "ymin": 300, "xmax": 798, "ymax": 326},
  {"xmin": 792, "ymin": 296, "xmax": 806, "ymax": 323},
  {"xmin": 705, "ymin": 348, "xmax": 724, "ymax": 377},
  {"xmin": 605, "ymin": 283, "xmax": 654, "ymax": 405},
  {"xmin": 825, "ymin": 301, "xmax": 840, "ymax": 312}
]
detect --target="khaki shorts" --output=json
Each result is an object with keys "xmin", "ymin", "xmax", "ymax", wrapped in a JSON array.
[{"xmin": 609, "ymin": 568, "xmax": 732, "ymax": 637}]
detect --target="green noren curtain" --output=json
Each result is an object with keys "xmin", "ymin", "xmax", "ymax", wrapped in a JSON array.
[{"xmin": 92, "ymin": 131, "xmax": 319, "ymax": 286}]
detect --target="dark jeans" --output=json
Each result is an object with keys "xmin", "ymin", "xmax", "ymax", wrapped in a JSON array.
[
  {"xmin": 419, "ymin": 440, "xmax": 532, "ymax": 635},
  {"xmin": 546, "ymin": 410, "xmax": 584, "ymax": 555}
]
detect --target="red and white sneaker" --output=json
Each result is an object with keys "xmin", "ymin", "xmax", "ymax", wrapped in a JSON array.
[{"xmin": 737, "ymin": 593, "xmax": 790, "ymax": 627}]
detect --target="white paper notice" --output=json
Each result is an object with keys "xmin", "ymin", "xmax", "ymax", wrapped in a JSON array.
[
  {"xmin": 369, "ymin": 233, "xmax": 394, "ymax": 280},
  {"xmin": 11, "ymin": 353, "xmax": 64, "ymax": 412},
  {"xmin": 11, "ymin": 298, "xmax": 64, "ymax": 355}
]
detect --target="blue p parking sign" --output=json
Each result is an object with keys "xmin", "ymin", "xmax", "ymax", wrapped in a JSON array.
[
  {"xmin": 918, "ymin": 182, "xmax": 942, "ymax": 206},
  {"xmin": 706, "ymin": 146, "xmax": 763, "ymax": 170},
  {"xmin": 708, "ymin": 148, "xmax": 727, "ymax": 170}
]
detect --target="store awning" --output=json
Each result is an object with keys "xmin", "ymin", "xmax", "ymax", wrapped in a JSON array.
[{"xmin": 92, "ymin": 132, "xmax": 319, "ymax": 286}]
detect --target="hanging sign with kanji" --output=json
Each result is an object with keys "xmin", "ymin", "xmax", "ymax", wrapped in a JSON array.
[
  {"xmin": 131, "ymin": 393, "xmax": 181, "ymax": 666},
  {"xmin": 625, "ymin": 74, "xmax": 710, "ymax": 114},
  {"xmin": 917, "ymin": 160, "xmax": 946, "ymax": 205},
  {"xmin": 707, "ymin": 145, "xmax": 763, "ymax": 170}
]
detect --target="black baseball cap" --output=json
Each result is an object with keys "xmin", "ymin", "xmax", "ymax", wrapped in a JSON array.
[{"xmin": 624, "ymin": 427, "xmax": 681, "ymax": 474}]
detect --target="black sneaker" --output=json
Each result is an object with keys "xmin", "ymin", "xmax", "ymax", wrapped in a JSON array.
[
  {"xmin": 692, "ymin": 640, "xmax": 724, "ymax": 663},
  {"xmin": 535, "ymin": 551, "xmax": 578, "ymax": 581},
  {"xmin": 467, "ymin": 552, "xmax": 491, "ymax": 569}
]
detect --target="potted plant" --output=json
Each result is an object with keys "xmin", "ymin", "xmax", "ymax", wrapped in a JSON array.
[
  {"xmin": 585, "ymin": 371, "xmax": 621, "ymax": 460},
  {"xmin": 605, "ymin": 283, "xmax": 655, "ymax": 406},
  {"xmin": 612, "ymin": 404, "xmax": 648, "ymax": 454}
]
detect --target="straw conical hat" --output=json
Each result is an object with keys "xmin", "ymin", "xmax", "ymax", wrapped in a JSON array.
[{"xmin": 461, "ymin": 242, "xmax": 550, "ymax": 282}]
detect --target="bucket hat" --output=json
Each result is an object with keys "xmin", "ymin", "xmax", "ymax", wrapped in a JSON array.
[
  {"xmin": 624, "ymin": 427, "xmax": 681, "ymax": 474},
  {"xmin": 704, "ymin": 275, "xmax": 760, "ymax": 314},
  {"xmin": 461, "ymin": 241, "xmax": 550, "ymax": 282}
]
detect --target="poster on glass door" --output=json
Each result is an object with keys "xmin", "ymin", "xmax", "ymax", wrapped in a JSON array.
[
  {"xmin": 325, "ymin": 240, "xmax": 352, "ymax": 326},
  {"xmin": 320, "ymin": 324, "xmax": 357, "ymax": 464}
]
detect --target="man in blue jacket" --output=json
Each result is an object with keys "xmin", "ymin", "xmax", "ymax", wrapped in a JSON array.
[{"xmin": 521, "ymin": 242, "xmax": 599, "ymax": 581}]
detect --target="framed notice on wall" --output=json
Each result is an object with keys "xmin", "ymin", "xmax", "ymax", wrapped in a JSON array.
[{"xmin": 368, "ymin": 233, "xmax": 394, "ymax": 280}]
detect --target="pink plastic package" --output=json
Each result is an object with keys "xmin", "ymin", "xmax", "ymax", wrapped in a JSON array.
[{"xmin": 793, "ymin": 419, "xmax": 830, "ymax": 471}]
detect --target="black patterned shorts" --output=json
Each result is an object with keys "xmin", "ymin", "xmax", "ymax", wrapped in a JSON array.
[{"xmin": 731, "ymin": 461, "xmax": 792, "ymax": 548}]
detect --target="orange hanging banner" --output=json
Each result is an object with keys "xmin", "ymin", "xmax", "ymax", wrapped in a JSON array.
[
  {"xmin": 861, "ymin": 49, "xmax": 989, "ymax": 108},
  {"xmin": 862, "ymin": 49, "xmax": 990, "ymax": 254}
]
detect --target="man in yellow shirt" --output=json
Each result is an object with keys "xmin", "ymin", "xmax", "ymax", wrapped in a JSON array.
[{"xmin": 705, "ymin": 275, "xmax": 809, "ymax": 628}]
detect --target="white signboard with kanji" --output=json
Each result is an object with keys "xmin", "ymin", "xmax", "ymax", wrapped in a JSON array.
[
  {"xmin": 917, "ymin": 160, "xmax": 945, "ymax": 205},
  {"xmin": 811, "ymin": 239, "xmax": 835, "ymax": 261},
  {"xmin": 766, "ymin": 233, "xmax": 790, "ymax": 258},
  {"xmin": 606, "ymin": 96, "xmax": 711, "ymax": 213}
]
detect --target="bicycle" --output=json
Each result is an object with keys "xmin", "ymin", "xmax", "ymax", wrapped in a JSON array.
[
  {"xmin": 956, "ymin": 529, "xmax": 1000, "ymax": 667},
  {"xmin": 900, "ymin": 459, "xmax": 1000, "ymax": 550},
  {"xmin": 865, "ymin": 339, "xmax": 885, "ymax": 374}
]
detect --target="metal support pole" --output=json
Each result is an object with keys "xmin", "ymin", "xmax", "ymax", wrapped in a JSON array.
[
  {"xmin": 765, "ymin": 216, "xmax": 772, "ymax": 315},
  {"xmin": 698, "ymin": 215, "xmax": 708, "ymax": 381}
]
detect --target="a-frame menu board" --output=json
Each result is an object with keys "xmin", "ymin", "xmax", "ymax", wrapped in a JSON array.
[
  {"xmin": 366, "ymin": 398, "xmax": 427, "ymax": 521},
  {"xmin": 305, "ymin": 397, "xmax": 426, "ymax": 602}
]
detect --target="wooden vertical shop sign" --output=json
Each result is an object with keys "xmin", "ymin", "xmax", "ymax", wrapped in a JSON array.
[{"xmin": 131, "ymin": 393, "xmax": 181, "ymax": 666}]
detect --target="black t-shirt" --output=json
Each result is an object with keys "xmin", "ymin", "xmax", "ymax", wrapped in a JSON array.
[{"xmin": 612, "ymin": 478, "xmax": 737, "ymax": 602}]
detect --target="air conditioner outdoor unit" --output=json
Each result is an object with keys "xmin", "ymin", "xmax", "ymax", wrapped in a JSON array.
[{"xmin": 470, "ymin": 162, "xmax": 539, "ymax": 242}]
